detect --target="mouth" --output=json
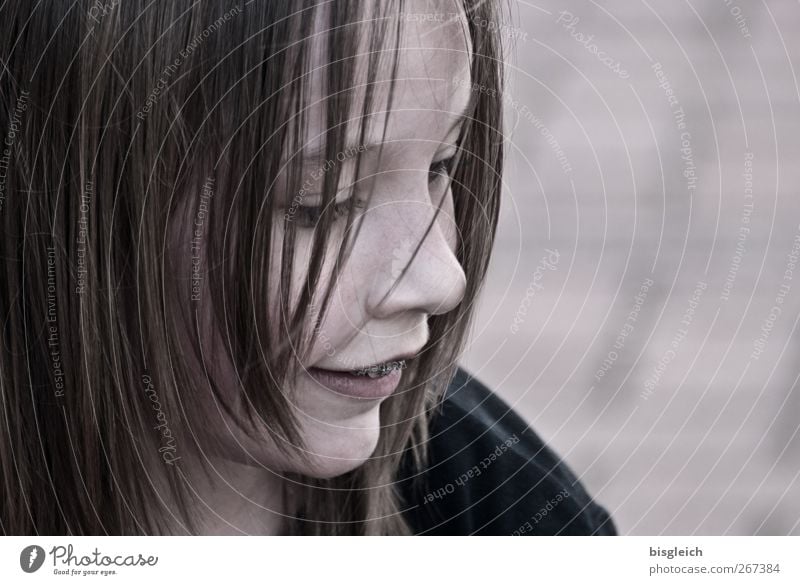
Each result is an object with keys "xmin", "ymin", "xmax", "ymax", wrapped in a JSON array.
[
  {"xmin": 350, "ymin": 360, "xmax": 408, "ymax": 378},
  {"xmin": 308, "ymin": 358, "xmax": 411, "ymax": 399}
]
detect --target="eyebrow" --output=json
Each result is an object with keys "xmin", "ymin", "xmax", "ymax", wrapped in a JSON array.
[{"xmin": 300, "ymin": 104, "xmax": 471, "ymax": 163}]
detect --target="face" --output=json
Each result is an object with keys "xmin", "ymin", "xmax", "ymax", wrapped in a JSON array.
[{"xmin": 198, "ymin": 1, "xmax": 473, "ymax": 480}]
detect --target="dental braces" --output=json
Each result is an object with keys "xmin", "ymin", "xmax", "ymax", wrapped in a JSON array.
[{"xmin": 351, "ymin": 360, "xmax": 407, "ymax": 378}]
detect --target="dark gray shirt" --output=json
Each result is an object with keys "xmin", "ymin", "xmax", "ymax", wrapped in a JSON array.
[{"xmin": 397, "ymin": 367, "xmax": 617, "ymax": 535}]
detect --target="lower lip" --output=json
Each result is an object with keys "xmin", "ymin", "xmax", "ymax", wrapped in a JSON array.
[{"xmin": 307, "ymin": 367, "xmax": 403, "ymax": 399}]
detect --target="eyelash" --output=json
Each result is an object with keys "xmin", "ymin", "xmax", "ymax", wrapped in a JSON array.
[
  {"xmin": 294, "ymin": 156, "xmax": 456, "ymax": 228},
  {"xmin": 428, "ymin": 157, "xmax": 454, "ymax": 185},
  {"xmin": 295, "ymin": 196, "xmax": 360, "ymax": 228}
]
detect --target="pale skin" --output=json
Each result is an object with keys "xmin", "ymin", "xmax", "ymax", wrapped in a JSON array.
[{"xmin": 170, "ymin": 1, "xmax": 473, "ymax": 535}]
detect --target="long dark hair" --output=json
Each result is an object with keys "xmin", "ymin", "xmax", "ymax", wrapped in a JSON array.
[{"xmin": 0, "ymin": 0, "xmax": 504, "ymax": 535}]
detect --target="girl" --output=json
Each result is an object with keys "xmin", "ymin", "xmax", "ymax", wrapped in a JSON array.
[{"xmin": 0, "ymin": 0, "xmax": 615, "ymax": 535}]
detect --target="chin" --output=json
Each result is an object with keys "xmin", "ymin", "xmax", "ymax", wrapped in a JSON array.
[{"xmin": 295, "ymin": 407, "xmax": 384, "ymax": 479}]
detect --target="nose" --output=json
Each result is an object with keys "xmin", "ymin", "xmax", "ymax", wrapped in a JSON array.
[{"xmin": 365, "ymin": 197, "xmax": 467, "ymax": 319}]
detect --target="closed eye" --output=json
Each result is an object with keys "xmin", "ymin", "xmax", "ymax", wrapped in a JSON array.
[
  {"xmin": 287, "ymin": 155, "xmax": 457, "ymax": 229},
  {"xmin": 428, "ymin": 156, "xmax": 456, "ymax": 187},
  {"xmin": 291, "ymin": 193, "xmax": 364, "ymax": 229}
]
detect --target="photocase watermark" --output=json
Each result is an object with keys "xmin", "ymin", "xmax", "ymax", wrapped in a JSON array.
[
  {"xmin": 511, "ymin": 488, "xmax": 571, "ymax": 535},
  {"xmin": 720, "ymin": 152, "xmax": 754, "ymax": 302},
  {"xmin": 0, "ymin": 89, "xmax": 30, "ymax": 214},
  {"xmin": 421, "ymin": 433, "xmax": 520, "ymax": 505},
  {"xmin": 750, "ymin": 224, "xmax": 800, "ymax": 361},
  {"xmin": 653, "ymin": 61, "xmax": 679, "ymax": 108},
  {"xmin": 399, "ymin": 11, "xmax": 528, "ymax": 42},
  {"xmin": 678, "ymin": 126, "xmax": 697, "ymax": 196},
  {"xmin": 142, "ymin": 374, "xmax": 180, "ymax": 465},
  {"xmin": 450, "ymin": 11, "xmax": 528, "ymax": 42},
  {"xmin": 46, "ymin": 246, "xmax": 66, "ymax": 402},
  {"xmin": 398, "ymin": 11, "xmax": 447, "ymax": 23},
  {"xmin": 304, "ymin": 299, "xmax": 363, "ymax": 376},
  {"xmin": 510, "ymin": 249, "xmax": 560, "ymax": 335},
  {"xmin": 555, "ymin": 11, "xmax": 629, "ymax": 79},
  {"xmin": 451, "ymin": 76, "xmax": 498, "ymax": 99},
  {"xmin": 20, "ymin": 545, "xmax": 45, "ymax": 573},
  {"xmin": 283, "ymin": 143, "xmax": 367, "ymax": 222},
  {"xmin": 595, "ymin": 277, "xmax": 654, "ymax": 382},
  {"xmin": 516, "ymin": 105, "xmax": 573, "ymax": 175},
  {"xmin": 641, "ymin": 281, "xmax": 707, "ymax": 400},
  {"xmin": 46, "ymin": 543, "xmax": 158, "ymax": 577},
  {"xmin": 652, "ymin": 62, "xmax": 697, "ymax": 196},
  {"xmin": 721, "ymin": 0, "xmax": 752, "ymax": 39},
  {"xmin": 87, "ymin": 0, "xmax": 121, "ymax": 24},
  {"xmin": 452, "ymin": 77, "xmax": 573, "ymax": 174},
  {"xmin": 458, "ymin": 76, "xmax": 574, "ymax": 174},
  {"xmin": 136, "ymin": 5, "xmax": 243, "ymax": 120},
  {"xmin": 190, "ymin": 177, "xmax": 215, "ymax": 302},
  {"xmin": 75, "ymin": 180, "xmax": 92, "ymax": 294}
]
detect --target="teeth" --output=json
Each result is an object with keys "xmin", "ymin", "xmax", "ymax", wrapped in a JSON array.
[{"xmin": 352, "ymin": 360, "xmax": 407, "ymax": 378}]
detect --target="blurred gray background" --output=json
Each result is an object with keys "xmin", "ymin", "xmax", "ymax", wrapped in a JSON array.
[{"xmin": 462, "ymin": 0, "xmax": 800, "ymax": 535}]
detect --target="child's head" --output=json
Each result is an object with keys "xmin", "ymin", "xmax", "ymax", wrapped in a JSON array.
[{"xmin": 0, "ymin": 0, "xmax": 504, "ymax": 534}]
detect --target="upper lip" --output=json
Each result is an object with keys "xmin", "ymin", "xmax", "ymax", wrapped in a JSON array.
[{"xmin": 313, "ymin": 350, "xmax": 422, "ymax": 372}]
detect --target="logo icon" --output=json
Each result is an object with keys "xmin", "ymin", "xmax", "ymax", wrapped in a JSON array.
[{"xmin": 20, "ymin": 545, "xmax": 45, "ymax": 573}]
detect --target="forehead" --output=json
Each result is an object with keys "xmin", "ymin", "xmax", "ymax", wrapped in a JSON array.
[{"xmin": 303, "ymin": 0, "xmax": 473, "ymax": 152}]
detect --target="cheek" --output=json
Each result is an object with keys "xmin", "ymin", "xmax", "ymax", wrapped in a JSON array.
[
  {"xmin": 265, "ymin": 222, "xmax": 325, "ymax": 333},
  {"xmin": 303, "ymin": 272, "xmax": 365, "ymax": 367},
  {"xmin": 267, "ymin": 221, "xmax": 364, "ymax": 363},
  {"xmin": 287, "ymin": 375, "xmax": 385, "ymax": 477}
]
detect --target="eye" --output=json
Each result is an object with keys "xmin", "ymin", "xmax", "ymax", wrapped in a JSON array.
[
  {"xmin": 291, "ymin": 194, "xmax": 363, "ymax": 229},
  {"xmin": 429, "ymin": 156, "xmax": 455, "ymax": 187}
]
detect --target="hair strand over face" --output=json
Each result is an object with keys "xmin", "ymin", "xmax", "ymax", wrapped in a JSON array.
[{"xmin": 0, "ymin": 0, "xmax": 505, "ymax": 536}]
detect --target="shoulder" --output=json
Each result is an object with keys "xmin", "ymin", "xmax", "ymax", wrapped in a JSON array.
[{"xmin": 397, "ymin": 367, "xmax": 617, "ymax": 535}]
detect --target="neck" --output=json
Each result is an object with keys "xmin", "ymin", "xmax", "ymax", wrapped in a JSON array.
[{"xmin": 154, "ymin": 456, "xmax": 290, "ymax": 535}]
